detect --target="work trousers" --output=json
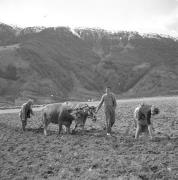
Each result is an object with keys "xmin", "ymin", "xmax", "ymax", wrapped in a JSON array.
[{"xmin": 104, "ymin": 106, "xmax": 115, "ymax": 133}]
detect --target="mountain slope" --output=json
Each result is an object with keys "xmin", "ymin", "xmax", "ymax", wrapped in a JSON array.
[{"xmin": 0, "ymin": 23, "xmax": 178, "ymax": 104}]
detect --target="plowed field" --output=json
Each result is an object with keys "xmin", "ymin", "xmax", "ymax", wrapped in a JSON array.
[{"xmin": 0, "ymin": 97, "xmax": 178, "ymax": 180}]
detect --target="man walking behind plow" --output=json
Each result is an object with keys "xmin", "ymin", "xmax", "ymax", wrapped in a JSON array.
[{"xmin": 96, "ymin": 87, "xmax": 117, "ymax": 136}]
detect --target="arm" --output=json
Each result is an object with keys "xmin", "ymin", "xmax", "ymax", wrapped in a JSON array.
[
  {"xmin": 30, "ymin": 106, "xmax": 34, "ymax": 115},
  {"xmin": 96, "ymin": 95, "xmax": 105, "ymax": 113},
  {"xmin": 134, "ymin": 118, "xmax": 137, "ymax": 128},
  {"xmin": 21, "ymin": 105, "xmax": 26, "ymax": 120},
  {"xmin": 134, "ymin": 108, "xmax": 138, "ymax": 128},
  {"xmin": 146, "ymin": 110, "xmax": 152, "ymax": 126},
  {"xmin": 146, "ymin": 110, "xmax": 154, "ymax": 139},
  {"xmin": 148, "ymin": 125, "xmax": 154, "ymax": 139},
  {"xmin": 134, "ymin": 107, "xmax": 144, "ymax": 127},
  {"xmin": 112, "ymin": 94, "xmax": 117, "ymax": 109}
]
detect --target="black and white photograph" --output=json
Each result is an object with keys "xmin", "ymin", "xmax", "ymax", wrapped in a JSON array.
[{"xmin": 0, "ymin": 0, "xmax": 178, "ymax": 179}]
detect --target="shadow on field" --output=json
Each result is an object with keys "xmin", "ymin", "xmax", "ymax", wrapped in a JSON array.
[
  {"xmin": 71, "ymin": 128, "xmax": 124, "ymax": 139},
  {"xmin": 152, "ymin": 135, "xmax": 178, "ymax": 142},
  {"xmin": 25, "ymin": 126, "xmax": 44, "ymax": 133},
  {"xmin": 0, "ymin": 122, "xmax": 178, "ymax": 143},
  {"xmin": 0, "ymin": 122, "xmax": 21, "ymax": 132},
  {"xmin": 0, "ymin": 122, "xmax": 45, "ymax": 134}
]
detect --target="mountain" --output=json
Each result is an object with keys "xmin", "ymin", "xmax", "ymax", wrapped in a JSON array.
[{"xmin": 0, "ymin": 23, "xmax": 178, "ymax": 105}]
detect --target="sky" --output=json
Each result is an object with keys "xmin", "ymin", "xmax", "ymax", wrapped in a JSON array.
[{"xmin": 0, "ymin": 0, "xmax": 178, "ymax": 37}]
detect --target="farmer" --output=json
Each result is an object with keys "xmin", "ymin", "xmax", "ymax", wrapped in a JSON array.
[
  {"xmin": 96, "ymin": 86, "xmax": 117, "ymax": 136},
  {"xmin": 19, "ymin": 99, "xmax": 34, "ymax": 131},
  {"xmin": 134, "ymin": 103, "xmax": 159, "ymax": 140}
]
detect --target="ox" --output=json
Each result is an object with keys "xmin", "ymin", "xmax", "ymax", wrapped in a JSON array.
[
  {"xmin": 42, "ymin": 103, "xmax": 96, "ymax": 136},
  {"xmin": 72, "ymin": 104, "xmax": 97, "ymax": 133}
]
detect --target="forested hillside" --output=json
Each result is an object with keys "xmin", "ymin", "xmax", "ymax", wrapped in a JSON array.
[{"xmin": 0, "ymin": 23, "xmax": 178, "ymax": 105}]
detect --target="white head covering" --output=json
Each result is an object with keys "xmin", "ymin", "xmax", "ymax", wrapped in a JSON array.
[{"xmin": 27, "ymin": 99, "xmax": 34, "ymax": 105}]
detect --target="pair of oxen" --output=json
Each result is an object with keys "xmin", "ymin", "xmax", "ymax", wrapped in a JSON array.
[{"xmin": 42, "ymin": 102, "xmax": 97, "ymax": 136}]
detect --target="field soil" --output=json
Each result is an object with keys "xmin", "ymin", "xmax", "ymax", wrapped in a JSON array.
[{"xmin": 0, "ymin": 97, "xmax": 178, "ymax": 180}]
